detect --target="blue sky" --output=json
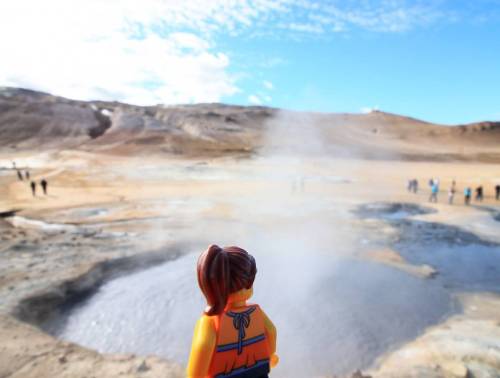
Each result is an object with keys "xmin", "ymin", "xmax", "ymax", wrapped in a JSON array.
[{"xmin": 1, "ymin": 0, "xmax": 499, "ymax": 124}]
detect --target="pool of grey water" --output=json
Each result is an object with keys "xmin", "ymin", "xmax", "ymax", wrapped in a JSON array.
[
  {"xmin": 49, "ymin": 248, "xmax": 453, "ymax": 377},
  {"xmin": 48, "ymin": 203, "xmax": 500, "ymax": 377},
  {"xmin": 392, "ymin": 221, "xmax": 500, "ymax": 293}
]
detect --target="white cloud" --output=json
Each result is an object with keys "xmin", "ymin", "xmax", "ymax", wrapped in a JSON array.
[
  {"xmin": 0, "ymin": 0, "xmax": 461, "ymax": 105},
  {"xmin": 169, "ymin": 32, "xmax": 211, "ymax": 52},
  {"xmin": 260, "ymin": 57, "xmax": 288, "ymax": 68},
  {"xmin": 248, "ymin": 94, "xmax": 263, "ymax": 105},
  {"xmin": 361, "ymin": 105, "xmax": 380, "ymax": 114},
  {"xmin": 0, "ymin": 0, "xmax": 245, "ymax": 105},
  {"xmin": 287, "ymin": 22, "xmax": 324, "ymax": 34},
  {"xmin": 263, "ymin": 80, "xmax": 274, "ymax": 90},
  {"xmin": 319, "ymin": 1, "xmax": 447, "ymax": 33}
]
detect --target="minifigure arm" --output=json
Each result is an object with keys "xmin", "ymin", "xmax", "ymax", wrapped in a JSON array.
[
  {"xmin": 186, "ymin": 315, "xmax": 217, "ymax": 378},
  {"xmin": 261, "ymin": 309, "xmax": 278, "ymax": 367}
]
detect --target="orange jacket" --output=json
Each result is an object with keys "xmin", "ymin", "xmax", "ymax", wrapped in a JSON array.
[{"xmin": 208, "ymin": 304, "xmax": 270, "ymax": 377}]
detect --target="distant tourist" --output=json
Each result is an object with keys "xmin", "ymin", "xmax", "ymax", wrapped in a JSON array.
[
  {"xmin": 429, "ymin": 182, "xmax": 439, "ymax": 203},
  {"xmin": 41, "ymin": 179, "xmax": 48, "ymax": 195},
  {"xmin": 16, "ymin": 170, "xmax": 23, "ymax": 181},
  {"xmin": 407, "ymin": 179, "xmax": 418, "ymax": 193},
  {"xmin": 429, "ymin": 177, "xmax": 440, "ymax": 191},
  {"xmin": 12, "ymin": 161, "xmax": 16, "ymax": 169},
  {"xmin": 496, "ymin": 184, "xmax": 500, "ymax": 201},
  {"xmin": 409, "ymin": 179, "xmax": 418, "ymax": 193},
  {"xmin": 25, "ymin": 171, "xmax": 30, "ymax": 180},
  {"xmin": 30, "ymin": 181, "xmax": 36, "ymax": 197},
  {"xmin": 464, "ymin": 187, "xmax": 472, "ymax": 205},
  {"xmin": 475, "ymin": 186, "xmax": 484, "ymax": 202},
  {"xmin": 448, "ymin": 181, "xmax": 456, "ymax": 205}
]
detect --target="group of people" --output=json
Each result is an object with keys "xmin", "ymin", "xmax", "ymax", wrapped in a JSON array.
[
  {"xmin": 16, "ymin": 169, "xmax": 30, "ymax": 181},
  {"xmin": 408, "ymin": 177, "xmax": 500, "ymax": 205},
  {"xmin": 30, "ymin": 179, "xmax": 49, "ymax": 197},
  {"xmin": 407, "ymin": 178, "xmax": 419, "ymax": 193},
  {"xmin": 12, "ymin": 162, "xmax": 49, "ymax": 197}
]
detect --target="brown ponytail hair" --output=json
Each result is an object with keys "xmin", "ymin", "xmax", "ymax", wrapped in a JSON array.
[{"xmin": 197, "ymin": 244, "xmax": 257, "ymax": 316}]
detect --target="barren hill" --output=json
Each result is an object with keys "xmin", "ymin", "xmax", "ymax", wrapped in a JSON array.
[{"xmin": 1, "ymin": 87, "xmax": 499, "ymax": 161}]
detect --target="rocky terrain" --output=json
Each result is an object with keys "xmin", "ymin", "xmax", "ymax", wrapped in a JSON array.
[
  {"xmin": 1, "ymin": 87, "xmax": 500, "ymax": 378},
  {"xmin": 1, "ymin": 86, "xmax": 500, "ymax": 161}
]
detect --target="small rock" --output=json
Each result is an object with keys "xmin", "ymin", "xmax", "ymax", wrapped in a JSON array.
[
  {"xmin": 137, "ymin": 360, "xmax": 150, "ymax": 373},
  {"xmin": 441, "ymin": 362, "xmax": 469, "ymax": 378},
  {"xmin": 59, "ymin": 355, "xmax": 67, "ymax": 364},
  {"xmin": 110, "ymin": 354, "xmax": 134, "ymax": 362},
  {"xmin": 351, "ymin": 370, "xmax": 371, "ymax": 378}
]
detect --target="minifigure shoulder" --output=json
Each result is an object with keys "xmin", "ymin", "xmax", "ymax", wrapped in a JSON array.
[
  {"xmin": 187, "ymin": 314, "xmax": 218, "ymax": 377},
  {"xmin": 197, "ymin": 313, "xmax": 217, "ymax": 333}
]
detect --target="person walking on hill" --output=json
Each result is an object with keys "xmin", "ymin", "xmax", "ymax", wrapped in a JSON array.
[
  {"xmin": 475, "ymin": 186, "xmax": 484, "ymax": 202},
  {"xmin": 25, "ymin": 171, "xmax": 30, "ymax": 180},
  {"xmin": 448, "ymin": 181, "xmax": 456, "ymax": 205},
  {"xmin": 41, "ymin": 179, "xmax": 48, "ymax": 195},
  {"xmin": 429, "ymin": 182, "xmax": 439, "ymax": 203},
  {"xmin": 464, "ymin": 187, "xmax": 472, "ymax": 205},
  {"xmin": 16, "ymin": 170, "xmax": 23, "ymax": 181},
  {"xmin": 30, "ymin": 181, "xmax": 36, "ymax": 197},
  {"xmin": 496, "ymin": 184, "xmax": 500, "ymax": 201},
  {"xmin": 413, "ymin": 179, "xmax": 419, "ymax": 193}
]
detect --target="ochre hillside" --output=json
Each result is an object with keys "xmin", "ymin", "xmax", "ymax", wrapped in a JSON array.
[{"xmin": 1, "ymin": 87, "xmax": 499, "ymax": 161}]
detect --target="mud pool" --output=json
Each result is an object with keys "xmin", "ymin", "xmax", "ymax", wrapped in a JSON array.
[
  {"xmin": 48, "ymin": 250, "xmax": 452, "ymax": 377},
  {"xmin": 357, "ymin": 203, "xmax": 500, "ymax": 293},
  {"xmin": 42, "ymin": 202, "xmax": 500, "ymax": 377}
]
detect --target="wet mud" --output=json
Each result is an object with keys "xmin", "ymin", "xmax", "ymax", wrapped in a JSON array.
[
  {"xmin": 357, "ymin": 202, "xmax": 500, "ymax": 293},
  {"xmin": 15, "ymin": 246, "xmax": 188, "ymax": 327},
  {"xmin": 353, "ymin": 202, "xmax": 436, "ymax": 220},
  {"xmin": 6, "ymin": 199, "xmax": 500, "ymax": 377},
  {"xmin": 47, "ymin": 250, "xmax": 454, "ymax": 378},
  {"xmin": 42, "ymin": 203, "xmax": 470, "ymax": 378}
]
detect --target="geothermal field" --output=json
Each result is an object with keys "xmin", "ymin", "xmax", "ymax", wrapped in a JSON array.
[{"xmin": 1, "ymin": 87, "xmax": 500, "ymax": 378}]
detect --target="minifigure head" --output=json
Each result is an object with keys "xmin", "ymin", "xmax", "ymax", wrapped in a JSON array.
[{"xmin": 197, "ymin": 244, "xmax": 256, "ymax": 316}]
